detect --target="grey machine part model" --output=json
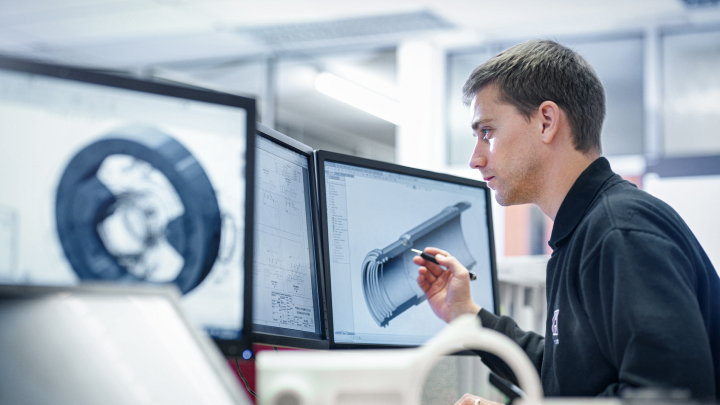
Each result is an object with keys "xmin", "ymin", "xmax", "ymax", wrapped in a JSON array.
[{"xmin": 361, "ymin": 202, "xmax": 476, "ymax": 327}]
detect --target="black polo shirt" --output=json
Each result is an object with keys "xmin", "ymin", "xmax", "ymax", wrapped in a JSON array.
[{"xmin": 478, "ymin": 157, "xmax": 720, "ymax": 400}]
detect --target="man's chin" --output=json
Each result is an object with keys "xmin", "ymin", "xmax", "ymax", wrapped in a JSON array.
[
  {"xmin": 494, "ymin": 192, "xmax": 522, "ymax": 207},
  {"xmin": 490, "ymin": 184, "xmax": 527, "ymax": 206},
  {"xmin": 493, "ymin": 193, "xmax": 510, "ymax": 206}
]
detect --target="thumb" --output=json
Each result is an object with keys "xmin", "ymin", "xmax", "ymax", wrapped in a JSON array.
[{"xmin": 435, "ymin": 253, "xmax": 471, "ymax": 279}]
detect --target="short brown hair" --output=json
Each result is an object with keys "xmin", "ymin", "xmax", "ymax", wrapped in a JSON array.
[{"xmin": 462, "ymin": 40, "xmax": 605, "ymax": 153}]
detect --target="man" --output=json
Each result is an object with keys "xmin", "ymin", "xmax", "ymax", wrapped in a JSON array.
[{"xmin": 414, "ymin": 40, "xmax": 720, "ymax": 402}]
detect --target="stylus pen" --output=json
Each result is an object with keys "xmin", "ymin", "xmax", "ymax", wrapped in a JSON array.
[{"xmin": 411, "ymin": 249, "xmax": 477, "ymax": 281}]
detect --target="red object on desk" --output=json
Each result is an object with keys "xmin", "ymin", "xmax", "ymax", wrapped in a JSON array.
[{"xmin": 227, "ymin": 344, "xmax": 301, "ymax": 404}]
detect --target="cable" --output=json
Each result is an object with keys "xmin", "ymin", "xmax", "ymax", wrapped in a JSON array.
[{"xmin": 234, "ymin": 358, "xmax": 258, "ymax": 398}]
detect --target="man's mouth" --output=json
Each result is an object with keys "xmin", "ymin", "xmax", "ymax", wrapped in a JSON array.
[{"xmin": 483, "ymin": 176, "xmax": 494, "ymax": 182}]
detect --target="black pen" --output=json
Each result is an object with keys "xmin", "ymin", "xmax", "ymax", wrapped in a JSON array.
[{"xmin": 411, "ymin": 249, "xmax": 477, "ymax": 281}]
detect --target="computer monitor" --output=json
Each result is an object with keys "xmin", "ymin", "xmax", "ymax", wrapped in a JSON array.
[
  {"xmin": 251, "ymin": 124, "xmax": 327, "ymax": 349},
  {"xmin": 0, "ymin": 284, "xmax": 251, "ymax": 404},
  {"xmin": 316, "ymin": 150, "xmax": 499, "ymax": 349},
  {"xmin": 0, "ymin": 56, "xmax": 255, "ymax": 356}
]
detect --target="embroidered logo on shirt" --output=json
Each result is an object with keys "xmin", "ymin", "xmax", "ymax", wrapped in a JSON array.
[{"xmin": 552, "ymin": 309, "xmax": 559, "ymax": 345}]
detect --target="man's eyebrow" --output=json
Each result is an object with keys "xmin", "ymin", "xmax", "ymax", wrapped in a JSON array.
[{"xmin": 471, "ymin": 118, "xmax": 492, "ymax": 130}]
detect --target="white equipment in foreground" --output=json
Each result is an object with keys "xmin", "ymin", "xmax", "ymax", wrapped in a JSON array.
[
  {"xmin": 257, "ymin": 314, "xmax": 545, "ymax": 405},
  {"xmin": 0, "ymin": 284, "xmax": 251, "ymax": 405}
]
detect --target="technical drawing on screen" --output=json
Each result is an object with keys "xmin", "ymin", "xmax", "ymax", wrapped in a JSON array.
[
  {"xmin": 318, "ymin": 152, "xmax": 497, "ymax": 348},
  {"xmin": 251, "ymin": 127, "xmax": 324, "ymax": 347}
]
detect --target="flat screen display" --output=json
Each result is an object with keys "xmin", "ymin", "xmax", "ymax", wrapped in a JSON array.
[
  {"xmin": 317, "ymin": 151, "xmax": 498, "ymax": 348},
  {"xmin": 0, "ymin": 57, "xmax": 255, "ymax": 354},
  {"xmin": 0, "ymin": 284, "xmax": 250, "ymax": 404},
  {"xmin": 251, "ymin": 125, "xmax": 325, "ymax": 349}
]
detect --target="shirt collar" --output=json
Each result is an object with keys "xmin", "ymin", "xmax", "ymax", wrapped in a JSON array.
[{"xmin": 548, "ymin": 157, "xmax": 616, "ymax": 251}]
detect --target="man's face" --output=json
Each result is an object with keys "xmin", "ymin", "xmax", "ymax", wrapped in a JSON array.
[{"xmin": 468, "ymin": 85, "xmax": 544, "ymax": 206}]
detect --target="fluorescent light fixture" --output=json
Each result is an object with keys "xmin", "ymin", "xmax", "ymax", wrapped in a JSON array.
[{"xmin": 315, "ymin": 72, "xmax": 401, "ymax": 125}]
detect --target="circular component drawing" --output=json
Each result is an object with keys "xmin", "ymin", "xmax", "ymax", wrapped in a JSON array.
[{"xmin": 55, "ymin": 126, "xmax": 221, "ymax": 294}]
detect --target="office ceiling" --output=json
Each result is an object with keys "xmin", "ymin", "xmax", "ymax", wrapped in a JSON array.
[
  {"xmin": 2, "ymin": 0, "xmax": 719, "ymax": 160},
  {"xmin": 2, "ymin": 0, "xmax": 716, "ymax": 67}
]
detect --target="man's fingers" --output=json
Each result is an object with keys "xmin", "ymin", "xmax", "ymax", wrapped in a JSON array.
[
  {"xmin": 424, "ymin": 270, "xmax": 437, "ymax": 283},
  {"xmin": 419, "ymin": 267, "xmax": 452, "ymax": 298},
  {"xmin": 417, "ymin": 275, "xmax": 430, "ymax": 293},
  {"xmin": 418, "ymin": 267, "xmax": 438, "ymax": 283},
  {"xmin": 420, "ymin": 247, "xmax": 457, "ymax": 277},
  {"xmin": 435, "ymin": 252, "xmax": 471, "ymax": 279},
  {"xmin": 413, "ymin": 255, "xmax": 444, "ymax": 277},
  {"xmin": 425, "ymin": 260, "xmax": 445, "ymax": 277},
  {"xmin": 454, "ymin": 393, "xmax": 480, "ymax": 405},
  {"xmin": 426, "ymin": 268, "xmax": 451, "ymax": 295},
  {"xmin": 454, "ymin": 394, "xmax": 502, "ymax": 405},
  {"xmin": 423, "ymin": 246, "xmax": 450, "ymax": 257}
]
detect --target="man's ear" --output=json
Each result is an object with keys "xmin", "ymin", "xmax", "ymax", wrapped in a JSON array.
[{"xmin": 538, "ymin": 101, "xmax": 560, "ymax": 144}]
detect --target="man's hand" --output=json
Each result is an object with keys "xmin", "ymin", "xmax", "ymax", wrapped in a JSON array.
[
  {"xmin": 414, "ymin": 247, "xmax": 481, "ymax": 323},
  {"xmin": 455, "ymin": 393, "xmax": 502, "ymax": 405}
]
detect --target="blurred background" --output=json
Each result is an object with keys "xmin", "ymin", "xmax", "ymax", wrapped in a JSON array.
[{"xmin": 2, "ymin": 0, "xmax": 720, "ymax": 402}]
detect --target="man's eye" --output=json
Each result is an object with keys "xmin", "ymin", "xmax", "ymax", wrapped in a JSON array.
[{"xmin": 472, "ymin": 128, "xmax": 491, "ymax": 139}]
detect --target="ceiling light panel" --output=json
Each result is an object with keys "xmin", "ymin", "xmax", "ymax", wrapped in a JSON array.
[
  {"xmin": 241, "ymin": 10, "xmax": 453, "ymax": 49},
  {"xmin": 315, "ymin": 72, "xmax": 400, "ymax": 125},
  {"xmin": 680, "ymin": 0, "xmax": 720, "ymax": 6}
]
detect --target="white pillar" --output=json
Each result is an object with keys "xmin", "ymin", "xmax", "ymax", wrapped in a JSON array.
[
  {"xmin": 396, "ymin": 40, "xmax": 446, "ymax": 171},
  {"xmin": 262, "ymin": 56, "xmax": 277, "ymax": 128},
  {"xmin": 644, "ymin": 26, "xmax": 662, "ymax": 160}
]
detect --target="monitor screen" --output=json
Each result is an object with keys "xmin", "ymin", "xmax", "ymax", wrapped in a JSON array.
[
  {"xmin": 0, "ymin": 284, "xmax": 251, "ymax": 405},
  {"xmin": 0, "ymin": 56, "xmax": 255, "ymax": 355},
  {"xmin": 251, "ymin": 124, "xmax": 326, "ymax": 349},
  {"xmin": 317, "ymin": 151, "xmax": 498, "ymax": 348}
]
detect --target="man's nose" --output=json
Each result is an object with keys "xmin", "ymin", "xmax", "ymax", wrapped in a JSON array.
[{"xmin": 469, "ymin": 140, "xmax": 487, "ymax": 169}]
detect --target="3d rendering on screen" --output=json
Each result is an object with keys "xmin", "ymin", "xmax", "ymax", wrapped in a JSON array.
[
  {"xmin": 0, "ymin": 56, "xmax": 254, "ymax": 353},
  {"xmin": 55, "ymin": 126, "xmax": 223, "ymax": 294},
  {"xmin": 361, "ymin": 201, "xmax": 476, "ymax": 327}
]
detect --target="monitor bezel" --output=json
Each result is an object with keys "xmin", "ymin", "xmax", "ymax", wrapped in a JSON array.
[
  {"xmin": 0, "ymin": 55, "xmax": 256, "ymax": 357},
  {"xmin": 250, "ymin": 123, "xmax": 329, "ymax": 350},
  {"xmin": 315, "ymin": 150, "xmax": 500, "ymax": 350}
]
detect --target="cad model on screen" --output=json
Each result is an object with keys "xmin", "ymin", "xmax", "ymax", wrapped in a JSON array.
[
  {"xmin": 324, "ymin": 160, "xmax": 495, "ymax": 346},
  {"xmin": 362, "ymin": 202, "xmax": 475, "ymax": 327}
]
